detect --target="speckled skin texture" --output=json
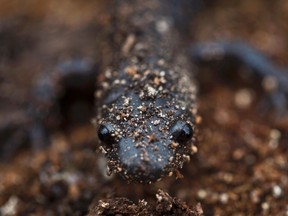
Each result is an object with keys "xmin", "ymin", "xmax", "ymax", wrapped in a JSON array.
[{"xmin": 95, "ymin": 0, "xmax": 198, "ymax": 183}]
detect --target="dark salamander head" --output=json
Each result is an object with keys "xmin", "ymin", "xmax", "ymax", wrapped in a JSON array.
[{"xmin": 96, "ymin": 58, "xmax": 198, "ymax": 183}]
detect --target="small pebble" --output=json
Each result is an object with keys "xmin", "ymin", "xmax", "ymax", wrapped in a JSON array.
[
  {"xmin": 261, "ymin": 202, "xmax": 270, "ymax": 212},
  {"xmin": 0, "ymin": 196, "xmax": 18, "ymax": 216},
  {"xmin": 234, "ymin": 89, "xmax": 253, "ymax": 109},
  {"xmin": 272, "ymin": 185, "xmax": 282, "ymax": 198},
  {"xmin": 219, "ymin": 193, "xmax": 229, "ymax": 204},
  {"xmin": 197, "ymin": 189, "xmax": 207, "ymax": 199}
]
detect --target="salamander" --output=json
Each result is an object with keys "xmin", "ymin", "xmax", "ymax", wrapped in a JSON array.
[
  {"xmin": 95, "ymin": 0, "xmax": 199, "ymax": 183},
  {"xmin": 1, "ymin": 0, "xmax": 287, "ymax": 184}
]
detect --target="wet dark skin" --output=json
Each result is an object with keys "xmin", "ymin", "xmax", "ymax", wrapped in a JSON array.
[{"xmin": 2, "ymin": 0, "xmax": 288, "ymax": 183}]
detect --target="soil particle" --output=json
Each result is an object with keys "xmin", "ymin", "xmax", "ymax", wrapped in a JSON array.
[{"xmin": 88, "ymin": 189, "xmax": 204, "ymax": 216}]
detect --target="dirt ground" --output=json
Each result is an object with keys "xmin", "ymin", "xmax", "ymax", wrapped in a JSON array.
[{"xmin": 0, "ymin": 0, "xmax": 287, "ymax": 215}]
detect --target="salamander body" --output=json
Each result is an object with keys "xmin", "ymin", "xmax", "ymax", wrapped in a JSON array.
[{"xmin": 95, "ymin": 0, "xmax": 198, "ymax": 183}]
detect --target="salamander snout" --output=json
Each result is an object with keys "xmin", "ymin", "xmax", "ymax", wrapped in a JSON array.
[{"xmin": 116, "ymin": 137, "xmax": 173, "ymax": 183}]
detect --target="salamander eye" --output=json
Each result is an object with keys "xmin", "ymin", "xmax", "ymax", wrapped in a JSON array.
[
  {"xmin": 97, "ymin": 124, "xmax": 115, "ymax": 144},
  {"xmin": 171, "ymin": 121, "xmax": 193, "ymax": 144}
]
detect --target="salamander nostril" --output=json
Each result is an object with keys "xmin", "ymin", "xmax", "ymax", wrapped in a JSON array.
[
  {"xmin": 171, "ymin": 121, "xmax": 193, "ymax": 144},
  {"xmin": 97, "ymin": 123, "xmax": 115, "ymax": 144}
]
